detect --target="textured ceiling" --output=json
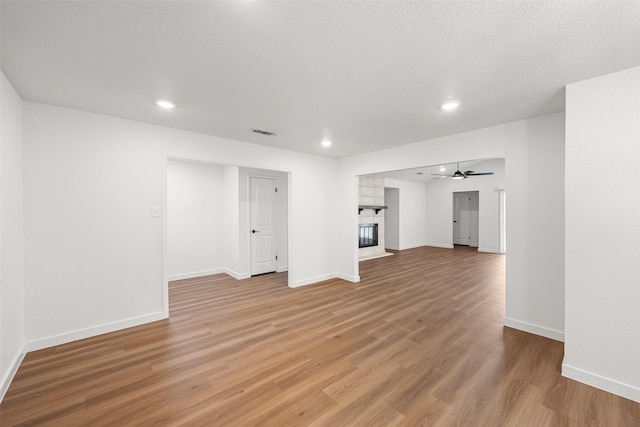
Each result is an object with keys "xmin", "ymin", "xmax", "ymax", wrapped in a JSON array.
[{"xmin": 2, "ymin": 1, "xmax": 640, "ymax": 158}]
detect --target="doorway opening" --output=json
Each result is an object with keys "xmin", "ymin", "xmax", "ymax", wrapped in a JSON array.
[
  {"xmin": 163, "ymin": 158, "xmax": 289, "ymax": 316},
  {"xmin": 453, "ymin": 191, "xmax": 479, "ymax": 247}
]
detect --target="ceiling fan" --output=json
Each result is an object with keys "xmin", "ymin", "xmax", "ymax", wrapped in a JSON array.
[{"xmin": 431, "ymin": 163, "xmax": 494, "ymax": 180}]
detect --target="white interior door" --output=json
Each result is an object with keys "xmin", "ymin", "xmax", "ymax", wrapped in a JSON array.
[
  {"xmin": 250, "ymin": 177, "xmax": 277, "ymax": 275},
  {"xmin": 453, "ymin": 192, "xmax": 471, "ymax": 246}
]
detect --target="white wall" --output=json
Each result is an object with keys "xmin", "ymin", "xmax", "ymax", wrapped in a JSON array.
[
  {"xmin": 384, "ymin": 179, "xmax": 427, "ymax": 250},
  {"xmin": 384, "ymin": 187, "xmax": 399, "ymax": 250},
  {"xmin": 504, "ymin": 116, "xmax": 565, "ymax": 341},
  {"xmin": 0, "ymin": 72, "xmax": 26, "ymax": 400},
  {"xmin": 22, "ymin": 102, "xmax": 338, "ymax": 350},
  {"xmin": 564, "ymin": 66, "xmax": 640, "ymax": 402},
  {"xmin": 336, "ymin": 113, "xmax": 565, "ymax": 343},
  {"xmin": 223, "ymin": 165, "xmax": 241, "ymax": 278},
  {"xmin": 167, "ymin": 160, "xmax": 225, "ymax": 280},
  {"xmin": 424, "ymin": 158, "xmax": 505, "ymax": 252}
]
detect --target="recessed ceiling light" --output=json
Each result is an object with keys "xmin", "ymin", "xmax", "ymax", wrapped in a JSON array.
[
  {"xmin": 321, "ymin": 140, "xmax": 332, "ymax": 147},
  {"xmin": 416, "ymin": 172, "xmax": 424, "ymax": 175},
  {"xmin": 441, "ymin": 100, "xmax": 461, "ymax": 111},
  {"xmin": 155, "ymin": 99, "xmax": 176, "ymax": 109},
  {"xmin": 440, "ymin": 167, "xmax": 446, "ymax": 172}
]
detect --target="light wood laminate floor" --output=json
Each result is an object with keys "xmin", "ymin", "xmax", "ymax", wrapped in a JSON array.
[{"xmin": 2, "ymin": 246, "xmax": 639, "ymax": 426}]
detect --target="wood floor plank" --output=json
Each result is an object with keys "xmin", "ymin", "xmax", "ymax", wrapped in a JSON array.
[{"xmin": 2, "ymin": 246, "xmax": 639, "ymax": 426}]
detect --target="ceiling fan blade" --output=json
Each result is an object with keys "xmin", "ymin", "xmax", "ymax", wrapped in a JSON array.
[
  {"xmin": 465, "ymin": 172, "xmax": 494, "ymax": 176},
  {"xmin": 430, "ymin": 173, "xmax": 449, "ymax": 176},
  {"xmin": 463, "ymin": 170, "xmax": 475, "ymax": 174}
]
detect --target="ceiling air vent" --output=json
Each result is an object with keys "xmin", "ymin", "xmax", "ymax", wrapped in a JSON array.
[{"xmin": 250, "ymin": 128, "xmax": 278, "ymax": 136}]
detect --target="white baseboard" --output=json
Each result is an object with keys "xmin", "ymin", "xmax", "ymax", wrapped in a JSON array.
[
  {"xmin": 385, "ymin": 244, "xmax": 429, "ymax": 251},
  {"xmin": 290, "ymin": 273, "xmax": 336, "ymax": 288},
  {"xmin": 276, "ymin": 266, "xmax": 289, "ymax": 273},
  {"xmin": 291, "ymin": 272, "xmax": 361, "ymax": 288},
  {"xmin": 25, "ymin": 311, "xmax": 166, "ymax": 352},
  {"xmin": 223, "ymin": 268, "xmax": 250, "ymax": 280},
  {"xmin": 478, "ymin": 247, "xmax": 501, "ymax": 254},
  {"xmin": 168, "ymin": 268, "xmax": 225, "ymax": 281},
  {"xmin": 398, "ymin": 243, "xmax": 426, "ymax": 250},
  {"xmin": 504, "ymin": 317, "xmax": 564, "ymax": 342},
  {"xmin": 0, "ymin": 349, "xmax": 25, "ymax": 403},
  {"xmin": 424, "ymin": 243, "xmax": 454, "ymax": 249},
  {"xmin": 169, "ymin": 268, "xmax": 253, "ymax": 282},
  {"xmin": 562, "ymin": 364, "xmax": 640, "ymax": 403},
  {"xmin": 359, "ymin": 252, "xmax": 394, "ymax": 262},
  {"xmin": 336, "ymin": 273, "xmax": 360, "ymax": 283}
]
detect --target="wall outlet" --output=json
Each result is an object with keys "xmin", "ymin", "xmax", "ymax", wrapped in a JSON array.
[{"xmin": 151, "ymin": 206, "xmax": 160, "ymax": 218}]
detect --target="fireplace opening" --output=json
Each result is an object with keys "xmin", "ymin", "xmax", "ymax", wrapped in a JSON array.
[{"xmin": 359, "ymin": 223, "xmax": 378, "ymax": 248}]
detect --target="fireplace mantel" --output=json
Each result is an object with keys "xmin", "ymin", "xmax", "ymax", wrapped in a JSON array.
[{"xmin": 358, "ymin": 205, "xmax": 387, "ymax": 214}]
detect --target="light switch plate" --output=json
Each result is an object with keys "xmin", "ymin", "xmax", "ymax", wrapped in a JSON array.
[{"xmin": 151, "ymin": 206, "xmax": 160, "ymax": 218}]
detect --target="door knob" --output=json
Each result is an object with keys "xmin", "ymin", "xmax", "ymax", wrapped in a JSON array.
[{"xmin": 252, "ymin": 229, "xmax": 259, "ymax": 233}]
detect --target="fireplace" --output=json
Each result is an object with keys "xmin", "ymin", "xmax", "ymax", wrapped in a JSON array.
[{"xmin": 359, "ymin": 223, "xmax": 378, "ymax": 248}]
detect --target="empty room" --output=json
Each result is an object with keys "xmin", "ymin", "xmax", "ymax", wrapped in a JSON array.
[{"xmin": 1, "ymin": 1, "xmax": 639, "ymax": 425}]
